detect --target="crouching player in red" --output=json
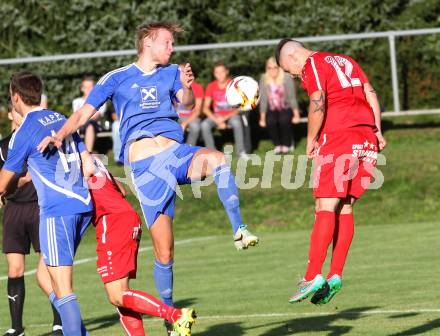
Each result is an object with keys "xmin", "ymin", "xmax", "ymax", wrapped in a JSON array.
[
  {"xmin": 83, "ymin": 154, "xmax": 196, "ymax": 336},
  {"xmin": 276, "ymin": 40, "xmax": 386, "ymax": 305}
]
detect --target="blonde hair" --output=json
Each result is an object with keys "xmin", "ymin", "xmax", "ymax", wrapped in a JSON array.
[
  {"xmin": 135, "ymin": 22, "xmax": 183, "ymax": 54},
  {"xmin": 263, "ymin": 57, "xmax": 284, "ymax": 86}
]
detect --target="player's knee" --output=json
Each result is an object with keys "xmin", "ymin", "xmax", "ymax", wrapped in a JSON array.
[
  {"xmin": 155, "ymin": 250, "xmax": 174, "ymax": 264},
  {"xmin": 108, "ymin": 292, "xmax": 123, "ymax": 307},
  {"xmin": 209, "ymin": 150, "xmax": 226, "ymax": 168},
  {"xmin": 8, "ymin": 265, "xmax": 25, "ymax": 278}
]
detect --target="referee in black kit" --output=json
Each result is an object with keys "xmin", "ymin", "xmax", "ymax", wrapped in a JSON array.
[{"xmin": 1, "ymin": 99, "xmax": 62, "ymax": 336}]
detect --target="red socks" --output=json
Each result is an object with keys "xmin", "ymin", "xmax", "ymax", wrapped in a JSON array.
[
  {"xmin": 304, "ymin": 211, "xmax": 336, "ymax": 281},
  {"xmin": 117, "ymin": 307, "xmax": 144, "ymax": 336},
  {"xmin": 304, "ymin": 211, "xmax": 355, "ymax": 281},
  {"xmin": 117, "ymin": 290, "xmax": 182, "ymax": 335},
  {"xmin": 328, "ymin": 213, "xmax": 354, "ymax": 278},
  {"xmin": 122, "ymin": 289, "xmax": 182, "ymax": 323}
]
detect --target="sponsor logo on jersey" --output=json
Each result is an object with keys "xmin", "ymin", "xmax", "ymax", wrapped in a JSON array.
[
  {"xmin": 140, "ymin": 86, "xmax": 161, "ymax": 109},
  {"xmin": 38, "ymin": 112, "xmax": 63, "ymax": 126}
]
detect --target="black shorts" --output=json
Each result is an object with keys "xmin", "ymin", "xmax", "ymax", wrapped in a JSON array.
[{"xmin": 2, "ymin": 201, "xmax": 40, "ymax": 254}]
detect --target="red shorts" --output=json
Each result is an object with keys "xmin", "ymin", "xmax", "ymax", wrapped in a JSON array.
[
  {"xmin": 95, "ymin": 211, "xmax": 142, "ymax": 284},
  {"xmin": 313, "ymin": 127, "xmax": 379, "ymax": 199}
]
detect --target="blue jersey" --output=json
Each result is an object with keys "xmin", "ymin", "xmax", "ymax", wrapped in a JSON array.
[
  {"xmin": 86, "ymin": 63, "xmax": 184, "ymax": 162},
  {"xmin": 3, "ymin": 108, "xmax": 93, "ymax": 216}
]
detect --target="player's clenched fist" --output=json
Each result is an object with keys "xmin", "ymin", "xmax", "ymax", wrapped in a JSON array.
[{"xmin": 180, "ymin": 63, "xmax": 194, "ymax": 88}]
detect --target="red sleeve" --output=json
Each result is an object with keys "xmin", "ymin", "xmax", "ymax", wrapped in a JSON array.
[
  {"xmin": 302, "ymin": 56, "xmax": 327, "ymax": 96},
  {"xmin": 205, "ymin": 82, "xmax": 214, "ymax": 98},
  {"xmin": 192, "ymin": 82, "xmax": 204, "ymax": 99}
]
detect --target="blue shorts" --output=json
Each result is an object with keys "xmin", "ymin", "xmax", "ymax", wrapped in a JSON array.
[
  {"xmin": 130, "ymin": 143, "xmax": 202, "ymax": 228},
  {"xmin": 40, "ymin": 212, "xmax": 92, "ymax": 266}
]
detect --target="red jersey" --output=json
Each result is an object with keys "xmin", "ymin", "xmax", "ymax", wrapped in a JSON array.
[
  {"xmin": 301, "ymin": 51, "xmax": 376, "ymax": 135},
  {"xmin": 205, "ymin": 80, "xmax": 234, "ymax": 116},
  {"xmin": 176, "ymin": 81, "xmax": 204, "ymax": 118},
  {"xmin": 88, "ymin": 158, "xmax": 135, "ymax": 223}
]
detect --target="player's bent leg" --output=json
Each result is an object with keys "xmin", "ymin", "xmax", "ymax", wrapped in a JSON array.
[
  {"xmin": 290, "ymin": 198, "xmax": 340, "ymax": 303},
  {"xmin": 105, "ymin": 277, "xmax": 196, "ymax": 335},
  {"xmin": 103, "ymin": 278, "xmax": 145, "ymax": 336},
  {"xmin": 150, "ymin": 215, "xmax": 175, "ymax": 307},
  {"xmin": 36, "ymin": 255, "xmax": 53, "ymax": 295},
  {"xmin": 46, "ymin": 266, "xmax": 73, "ymax": 298},
  {"xmin": 36, "ymin": 256, "xmax": 63, "ymax": 336},
  {"xmin": 5, "ymin": 254, "xmax": 25, "ymax": 336},
  {"xmin": 47, "ymin": 266, "xmax": 88, "ymax": 336},
  {"xmin": 187, "ymin": 148, "xmax": 259, "ymax": 250},
  {"xmin": 312, "ymin": 197, "xmax": 357, "ymax": 305},
  {"xmin": 304, "ymin": 198, "xmax": 340, "ymax": 280},
  {"xmin": 329, "ymin": 196, "xmax": 356, "ymax": 279}
]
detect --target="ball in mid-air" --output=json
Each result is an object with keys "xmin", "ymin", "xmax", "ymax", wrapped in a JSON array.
[{"xmin": 225, "ymin": 76, "xmax": 260, "ymax": 111}]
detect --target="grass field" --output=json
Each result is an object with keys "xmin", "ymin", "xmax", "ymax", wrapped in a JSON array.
[{"xmin": 1, "ymin": 114, "xmax": 440, "ymax": 335}]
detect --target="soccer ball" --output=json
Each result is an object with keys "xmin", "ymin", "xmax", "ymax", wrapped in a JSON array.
[{"xmin": 225, "ymin": 76, "xmax": 260, "ymax": 111}]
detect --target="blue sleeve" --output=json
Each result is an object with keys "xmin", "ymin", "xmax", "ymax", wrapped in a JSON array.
[
  {"xmin": 3, "ymin": 128, "xmax": 31, "ymax": 174},
  {"xmin": 172, "ymin": 65, "xmax": 183, "ymax": 102},
  {"xmin": 86, "ymin": 72, "xmax": 117, "ymax": 110},
  {"xmin": 72, "ymin": 132, "xmax": 87, "ymax": 153}
]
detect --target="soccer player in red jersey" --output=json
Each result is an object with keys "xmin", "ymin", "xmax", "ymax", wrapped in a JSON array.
[
  {"xmin": 82, "ymin": 153, "xmax": 196, "ymax": 335},
  {"xmin": 276, "ymin": 39, "xmax": 386, "ymax": 304}
]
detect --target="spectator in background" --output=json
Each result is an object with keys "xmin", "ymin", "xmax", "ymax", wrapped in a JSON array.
[
  {"xmin": 259, "ymin": 57, "xmax": 301, "ymax": 154},
  {"xmin": 176, "ymin": 63, "xmax": 203, "ymax": 146},
  {"xmin": 202, "ymin": 62, "xmax": 249, "ymax": 159},
  {"xmin": 72, "ymin": 76, "xmax": 107, "ymax": 152},
  {"xmin": 40, "ymin": 93, "xmax": 48, "ymax": 109}
]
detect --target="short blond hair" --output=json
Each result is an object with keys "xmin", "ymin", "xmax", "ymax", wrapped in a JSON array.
[{"xmin": 135, "ymin": 22, "xmax": 183, "ymax": 54}]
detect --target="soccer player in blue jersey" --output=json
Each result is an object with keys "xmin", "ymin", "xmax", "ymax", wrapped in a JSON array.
[
  {"xmin": 0, "ymin": 72, "xmax": 93, "ymax": 336},
  {"xmin": 39, "ymin": 21, "xmax": 259, "ymax": 335}
]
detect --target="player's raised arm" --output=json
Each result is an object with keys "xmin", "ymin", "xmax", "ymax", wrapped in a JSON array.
[
  {"xmin": 363, "ymin": 82, "xmax": 386, "ymax": 151},
  {"xmin": 175, "ymin": 63, "xmax": 195, "ymax": 110},
  {"xmin": 37, "ymin": 104, "xmax": 97, "ymax": 152},
  {"xmin": 306, "ymin": 90, "xmax": 326, "ymax": 158}
]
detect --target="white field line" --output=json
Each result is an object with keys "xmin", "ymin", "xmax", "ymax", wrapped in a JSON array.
[
  {"xmin": 3, "ymin": 309, "xmax": 440, "ymax": 329},
  {"xmin": 0, "ymin": 236, "xmax": 217, "ymax": 281}
]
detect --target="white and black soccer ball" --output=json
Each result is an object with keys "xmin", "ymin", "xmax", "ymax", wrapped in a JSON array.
[{"xmin": 225, "ymin": 76, "xmax": 260, "ymax": 112}]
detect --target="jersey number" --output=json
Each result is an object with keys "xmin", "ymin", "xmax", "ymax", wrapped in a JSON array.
[
  {"xmin": 51, "ymin": 130, "xmax": 80, "ymax": 173},
  {"xmin": 325, "ymin": 56, "xmax": 361, "ymax": 88}
]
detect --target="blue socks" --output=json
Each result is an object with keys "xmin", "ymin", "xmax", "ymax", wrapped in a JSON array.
[
  {"xmin": 213, "ymin": 164, "xmax": 243, "ymax": 234},
  {"xmin": 154, "ymin": 260, "xmax": 174, "ymax": 307},
  {"xmin": 50, "ymin": 292, "xmax": 88, "ymax": 336}
]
